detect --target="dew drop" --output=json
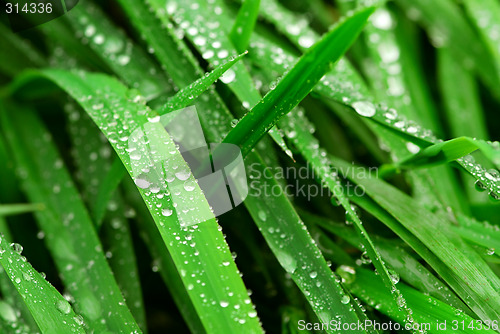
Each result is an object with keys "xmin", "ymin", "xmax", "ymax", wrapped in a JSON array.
[
  {"xmin": 220, "ymin": 69, "xmax": 236, "ymax": 84},
  {"xmin": 161, "ymin": 208, "xmax": 173, "ymax": 217},
  {"xmin": 134, "ymin": 178, "xmax": 151, "ymax": 189},
  {"xmin": 341, "ymin": 295, "xmax": 350, "ymax": 304},
  {"xmin": 10, "ymin": 243, "xmax": 23, "ymax": 255},
  {"xmin": 352, "ymin": 101, "xmax": 376, "ymax": 117},
  {"xmin": 56, "ymin": 299, "xmax": 72, "ymax": 315}
]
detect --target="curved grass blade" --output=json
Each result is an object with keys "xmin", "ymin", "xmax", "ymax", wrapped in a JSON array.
[
  {"xmin": 394, "ymin": 0, "xmax": 500, "ymax": 95},
  {"xmin": 11, "ymin": 69, "xmax": 263, "ymax": 333},
  {"xmin": 306, "ymin": 212, "xmax": 469, "ymax": 312},
  {"xmin": 65, "ymin": 102, "xmax": 146, "ymax": 330},
  {"xmin": 279, "ymin": 110, "xmax": 416, "ymax": 329},
  {"xmin": 110, "ymin": 1, "xmax": 372, "ymax": 328},
  {"xmin": 122, "ymin": 178, "xmax": 206, "ymax": 334},
  {"xmin": 63, "ymin": 1, "xmax": 171, "ymax": 100},
  {"xmin": 330, "ymin": 157, "xmax": 500, "ymax": 322},
  {"xmin": 461, "ymin": 0, "xmax": 500, "ymax": 84},
  {"xmin": 0, "ymin": 204, "xmax": 43, "ymax": 217},
  {"xmin": 380, "ymin": 137, "xmax": 495, "ymax": 176},
  {"xmin": 146, "ymin": 0, "xmax": 293, "ymax": 158},
  {"xmin": 1, "ymin": 104, "xmax": 142, "ymax": 333},
  {"xmin": 159, "ymin": 51, "xmax": 248, "ymax": 115},
  {"xmin": 0, "ymin": 236, "xmax": 85, "ymax": 333},
  {"xmin": 346, "ymin": 268, "xmax": 497, "ymax": 334},
  {"xmin": 0, "ymin": 24, "xmax": 45, "ymax": 77},
  {"xmin": 229, "ymin": 0, "xmax": 261, "ymax": 53},
  {"xmin": 222, "ymin": 6, "xmax": 375, "ymax": 157}
]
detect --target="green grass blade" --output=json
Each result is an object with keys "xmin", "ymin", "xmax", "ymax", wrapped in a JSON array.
[
  {"xmin": 122, "ymin": 178, "xmax": 206, "ymax": 334},
  {"xmin": 458, "ymin": 0, "xmax": 500, "ymax": 86},
  {"xmin": 91, "ymin": 157, "xmax": 127, "ymax": 225},
  {"xmin": 146, "ymin": 0, "xmax": 293, "ymax": 158},
  {"xmin": 113, "ymin": 1, "xmax": 366, "ymax": 327},
  {"xmin": 330, "ymin": 157, "xmax": 500, "ymax": 322},
  {"xmin": 0, "ymin": 235, "xmax": 85, "ymax": 333},
  {"xmin": 243, "ymin": 153, "xmax": 369, "ymax": 332},
  {"xmin": 63, "ymin": 1, "xmax": 171, "ymax": 100},
  {"xmin": 308, "ymin": 213, "xmax": 469, "ymax": 312},
  {"xmin": 0, "ymin": 24, "xmax": 45, "ymax": 77},
  {"xmin": 395, "ymin": 0, "xmax": 500, "ymax": 94},
  {"xmin": 347, "ymin": 268, "xmax": 497, "ymax": 334},
  {"xmin": 229, "ymin": 0, "xmax": 261, "ymax": 53},
  {"xmin": 65, "ymin": 103, "xmax": 146, "ymax": 330},
  {"xmin": 381, "ymin": 137, "xmax": 486, "ymax": 174},
  {"xmin": 13, "ymin": 69, "xmax": 263, "ymax": 333},
  {"xmin": 437, "ymin": 48, "xmax": 489, "ymax": 140},
  {"xmin": 280, "ymin": 111, "xmax": 415, "ymax": 329},
  {"xmin": 160, "ymin": 52, "xmax": 248, "ymax": 114},
  {"xmin": 0, "ymin": 204, "xmax": 43, "ymax": 217},
  {"xmin": 1, "ymin": 104, "xmax": 142, "ymax": 333},
  {"xmin": 222, "ymin": 7, "xmax": 375, "ymax": 156}
]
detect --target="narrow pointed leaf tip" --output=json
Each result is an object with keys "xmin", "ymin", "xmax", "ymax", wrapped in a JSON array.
[
  {"xmin": 222, "ymin": 6, "xmax": 376, "ymax": 156},
  {"xmin": 160, "ymin": 51, "xmax": 248, "ymax": 115}
]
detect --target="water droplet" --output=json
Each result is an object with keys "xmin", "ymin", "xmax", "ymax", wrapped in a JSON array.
[
  {"xmin": 341, "ymin": 295, "xmax": 350, "ymax": 304},
  {"xmin": 298, "ymin": 35, "xmax": 315, "ymax": 48},
  {"xmin": 371, "ymin": 9, "xmax": 393, "ymax": 30},
  {"xmin": 220, "ymin": 69, "xmax": 236, "ymax": 84},
  {"xmin": 117, "ymin": 55, "xmax": 130, "ymax": 65},
  {"xmin": 56, "ymin": 299, "xmax": 72, "ymax": 315},
  {"xmin": 475, "ymin": 180, "xmax": 487, "ymax": 192},
  {"xmin": 352, "ymin": 101, "xmax": 376, "ymax": 117},
  {"xmin": 337, "ymin": 265, "xmax": 356, "ymax": 284},
  {"xmin": 175, "ymin": 170, "xmax": 191, "ymax": 181},
  {"xmin": 257, "ymin": 210, "xmax": 267, "ymax": 221},
  {"xmin": 220, "ymin": 300, "xmax": 229, "ymax": 308},
  {"xmin": 389, "ymin": 269, "xmax": 400, "ymax": 284},
  {"xmin": 309, "ymin": 271, "xmax": 318, "ymax": 278},
  {"xmin": 161, "ymin": 208, "xmax": 173, "ymax": 217},
  {"xmin": 147, "ymin": 115, "xmax": 161, "ymax": 123},
  {"xmin": 10, "ymin": 243, "xmax": 23, "ymax": 255},
  {"xmin": 135, "ymin": 177, "xmax": 151, "ymax": 189}
]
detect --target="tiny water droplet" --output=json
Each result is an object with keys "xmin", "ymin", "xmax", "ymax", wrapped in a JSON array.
[
  {"xmin": 352, "ymin": 101, "xmax": 376, "ymax": 117},
  {"xmin": 56, "ymin": 300, "xmax": 72, "ymax": 315}
]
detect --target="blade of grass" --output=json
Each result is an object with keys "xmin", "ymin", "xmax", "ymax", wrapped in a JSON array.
[
  {"xmin": 0, "ymin": 235, "xmax": 85, "ymax": 333},
  {"xmin": 0, "ymin": 23, "xmax": 45, "ymax": 77},
  {"xmin": 63, "ymin": 1, "xmax": 172, "ymax": 100},
  {"xmin": 0, "ymin": 204, "xmax": 43, "ymax": 217},
  {"xmin": 279, "ymin": 110, "xmax": 416, "ymax": 329},
  {"xmin": 1, "ymin": 104, "xmax": 142, "ymax": 333},
  {"xmin": 111, "ymin": 1, "xmax": 375, "ymax": 327},
  {"xmin": 11, "ymin": 69, "xmax": 263, "ymax": 333},
  {"xmin": 229, "ymin": 0, "xmax": 261, "ymax": 53},
  {"xmin": 305, "ymin": 212, "xmax": 469, "ymax": 312},
  {"xmin": 455, "ymin": 0, "xmax": 500, "ymax": 87},
  {"xmin": 65, "ymin": 102, "xmax": 146, "ymax": 331},
  {"xmin": 394, "ymin": 0, "xmax": 500, "ymax": 95},
  {"xmin": 222, "ymin": 6, "xmax": 375, "ymax": 157},
  {"xmin": 330, "ymin": 156, "xmax": 500, "ymax": 322},
  {"xmin": 122, "ymin": 178, "xmax": 206, "ymax": 334},
  {"xmin": 159, "ymin": 52, "xmax": 248, "ymax": 114},
  {"xmin": 118, "ymin": 2, "xmax": 371, "ymax": 327},
  {"xmin": 380, "ymin": 137, "xmax": 494, "ymax": 175},
  {"xmin": 346, "ymin": 268, "xmax": 497, "ymax": 333},
  {"xmin": 145, "ymin": 0, "xmax": 293, "ymax": 158}
]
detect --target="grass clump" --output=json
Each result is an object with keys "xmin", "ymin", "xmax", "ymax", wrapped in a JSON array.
[{"xmin": 0, "ymin": 0, "xmax": 499, "ymax": 333}]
